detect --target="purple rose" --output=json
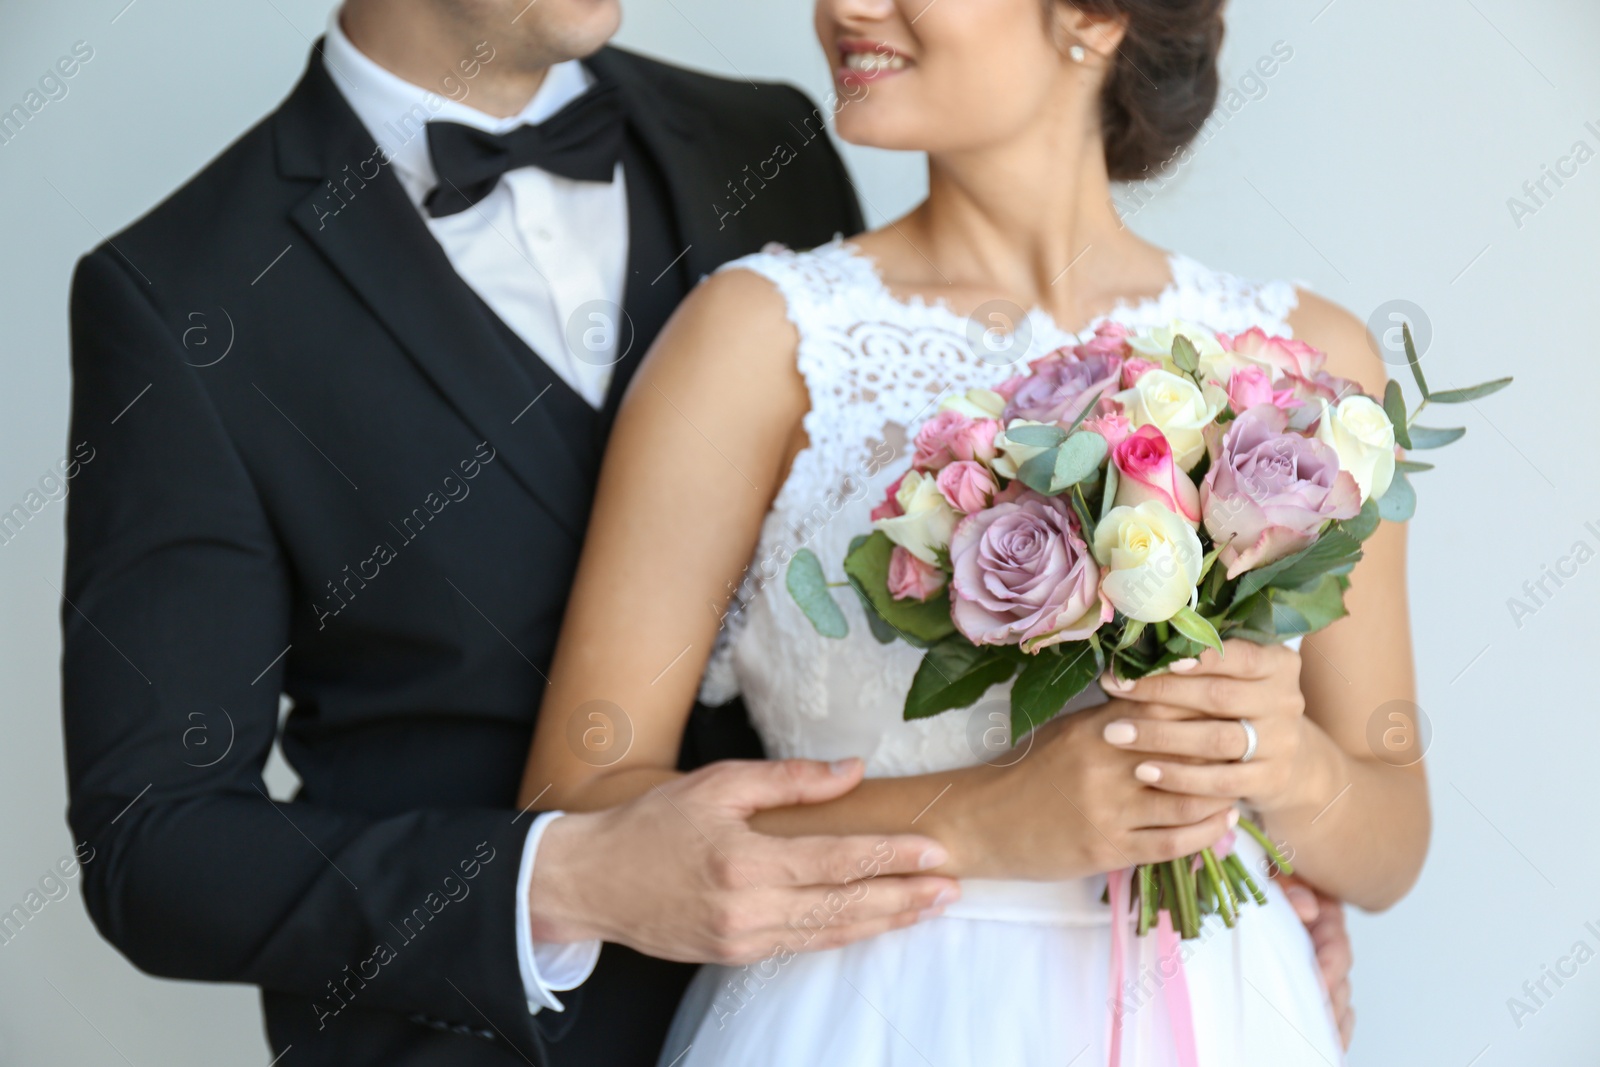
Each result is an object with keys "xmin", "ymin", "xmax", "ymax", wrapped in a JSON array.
[
  {"xmin": 949, "ymin": 491, "xmax": 1107, "ymax": 650},
  {"xmin": 999, "ymin": 350, "xmax": 1123, "ymax": 426},
  {"xmin": 1201, "ymin": 404, "xmax": 1362, "ymax": 579}
]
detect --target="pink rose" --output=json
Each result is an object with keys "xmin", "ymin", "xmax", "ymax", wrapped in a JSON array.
[
  {"xmin": 1200, "ymin": 405, "xmax": 1362, "ymax": 579},
  {"xmin": 949, "ymin": 491, "xmax": 1108, "ymax": 649},
  {"xmin": 1280, "ymin": 371, "xmax": 1364, "ymax": 432},
  {"xmin": 1121, "ymin": 357, "xmax": 1161, "ymax": 389},
  {"xmin": 1083, "ymin": 409, "xmax": 1134, "ymax": 449},
  {"xmin": 1225, "ymin": 365, "xmax": 1302, "ymax": 416},
  {"xmin": 999, "ymin": 350, "xmax": 1123, "ymax": 426},
  {"xmin": 870, "ymin": 472, "xmax": 907, "ymax": 522},
  {"xmin": 888, "ymin": 545, "xmax": 948, "ymax": 601},
  {"xmin": 1112, "ymin": 425, "xmax": 1201, "ymax": 524},
  {"xmin": 1075, "ymin": 321, "xmax": 1132, "ymax": 360},
  {"xmin": 936, "ymin": 460, "xmax": 998, "ymax": 513},
  {"xmin": 1219, "ymin": 327, "xmax": 1325, "ymax": 379},
  {"xmin": 913, "ymin": 412, "xmax": 1000, "ymax": 471}
]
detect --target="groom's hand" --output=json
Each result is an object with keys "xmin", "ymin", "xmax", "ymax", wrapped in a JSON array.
[{"xmin": 526, "ymin": 758, "xmax": 960, "ymax": 965}]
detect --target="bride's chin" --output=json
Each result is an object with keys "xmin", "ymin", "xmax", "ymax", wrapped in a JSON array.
[{"xmin": 833, "ymin": 113, "xmax": 930, "ymax": 152}]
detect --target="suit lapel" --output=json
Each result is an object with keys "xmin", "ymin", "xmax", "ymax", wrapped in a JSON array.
[{"xmin": 277, "ymin": 48, "xmax": 593, "ymax": 540}]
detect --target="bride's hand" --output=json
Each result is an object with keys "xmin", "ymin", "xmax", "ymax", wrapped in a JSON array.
[
  {"xmin": 1097, "ymin": 639, "xmax": 1311, "ymax": 813},
  {"xmin": 958, "ymin": 700, "xmax": 1240, "ymax": 880}
]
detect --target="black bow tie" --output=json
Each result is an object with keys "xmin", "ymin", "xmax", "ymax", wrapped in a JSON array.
[{"xmin": 423, "ymin": 80, "xmax": 625, "ymax": 218}]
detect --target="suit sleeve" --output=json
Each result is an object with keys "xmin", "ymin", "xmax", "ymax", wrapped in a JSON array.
[
  {"xmin": 778, "ymin": 84, "xmax": 865, "ymax": 236},
  {"xmin": 61, "ymin": 248, "xmax": 567, "ymax": 1053}
]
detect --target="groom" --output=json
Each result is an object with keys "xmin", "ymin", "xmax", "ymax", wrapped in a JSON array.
[{"xmin": 61, "ymin": 0, "xmax": 1354, "ymax": 1063}]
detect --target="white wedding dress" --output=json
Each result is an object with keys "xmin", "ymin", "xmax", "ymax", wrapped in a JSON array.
[{"xmin": 660, "ymin": 239, "xmax": 1343, "ymax": 1067}]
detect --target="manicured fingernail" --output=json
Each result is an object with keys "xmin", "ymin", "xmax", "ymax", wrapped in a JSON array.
[
  {"xmin": 1227, "ymin": 809, "xmax": 1240, "ymax": 827},
  {"xmin": 917, "ymin": 906, "xmax": 947, "ymax": 921},
  {"xmin": 917, "ymin": 846, "xmax": 949, "ymax": 870},
  {"xmin": 829, "ymin": 757, "xmax": 861, "ymax": 776},
  {"xmin": 1103, "ymin": 720, "xmax": 1137, "ymax": 745},
  {"xmin": 1171, "ymin": 657, "xmax": 1200, "ymax": 673},
  {"xmin": 1134, "ymin": 763, "xmax": 1161, "ymax": 784},
  {"xmin": 933, "ymin": 886, "xmax": 959, "ymax": 907},
  {"xmin": 1102, "ymin": 672, "xmax": 1132, "ymax": 692}
]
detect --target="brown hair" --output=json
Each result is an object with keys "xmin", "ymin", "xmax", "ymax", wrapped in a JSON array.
[{"xmin": 1068, "ymin": 0, "xmax": 1227, "ymax": 180}]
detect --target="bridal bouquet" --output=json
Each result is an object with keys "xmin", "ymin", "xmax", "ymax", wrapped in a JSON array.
[{"xmin": 787, "ymin": 317, "xmax": 1507, "ymax": 939}]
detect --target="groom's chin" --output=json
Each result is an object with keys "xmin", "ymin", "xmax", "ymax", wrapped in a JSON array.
[{"xmin": 499, "ymin": 0, "xmax": 622, "ymax": 64}]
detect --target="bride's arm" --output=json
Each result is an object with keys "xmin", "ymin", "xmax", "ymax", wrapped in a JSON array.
[
  {"xmin": 1099, "ymin": 293, "xmax": 1430, "ymax": 911},
  {"xmin": 518, "ymin": 269, "xmax": 1236, "ymax": 880}
]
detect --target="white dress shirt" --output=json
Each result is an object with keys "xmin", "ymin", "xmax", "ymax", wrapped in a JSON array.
[{"xmin": 324, "ymin": 13, "xmax": 607, "ymax": 1013}]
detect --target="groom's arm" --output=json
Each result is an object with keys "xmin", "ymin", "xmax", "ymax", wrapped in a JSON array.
[{"xmin": 61, "ymin": 248, "xmax": 555, "ymax": 1047}]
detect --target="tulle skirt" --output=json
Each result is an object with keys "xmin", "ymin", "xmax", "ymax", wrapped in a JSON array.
[{"xmin": 658, "ymin": 836, "xmax": 1342, "ymax": 1067}]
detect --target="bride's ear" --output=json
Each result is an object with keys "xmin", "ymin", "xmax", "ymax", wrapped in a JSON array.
[{"xmin": 1052, "ymin": 4, "xmax": 1128, "ymax": 64}]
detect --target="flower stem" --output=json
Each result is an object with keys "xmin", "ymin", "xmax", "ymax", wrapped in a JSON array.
[{"xmin": 1237, "ymin": 817, "xmax": 1295, "ymax": 876}]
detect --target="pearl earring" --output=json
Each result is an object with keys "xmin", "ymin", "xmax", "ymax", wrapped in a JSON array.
[{"xmin": 1069, "ymin": 44, "xmax": 1087, "ymax": 63}]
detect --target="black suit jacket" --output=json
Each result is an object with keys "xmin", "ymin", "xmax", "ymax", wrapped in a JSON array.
[{"xmin": 62, "ymin": 43, "xmax": 861, "ymax": 1066}]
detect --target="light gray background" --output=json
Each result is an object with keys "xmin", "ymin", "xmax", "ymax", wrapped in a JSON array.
[{"xmin": 2, "ymin": 1, "xmax": 1596, "ymax": 1063}]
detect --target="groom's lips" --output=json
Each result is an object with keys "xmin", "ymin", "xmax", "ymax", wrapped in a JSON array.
[{"xmin": 835, "ymin": 39, "xmax": 912, "ymax": 90}]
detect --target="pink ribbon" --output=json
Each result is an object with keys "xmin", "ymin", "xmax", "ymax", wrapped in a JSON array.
[{"xmin": 1108, "ymin": 846, "xmax": 1231, "ymax": 1067}]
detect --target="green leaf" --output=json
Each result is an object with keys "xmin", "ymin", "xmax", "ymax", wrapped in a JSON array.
[
  {"xmin": 1382, "ymin": 380, "xmax": 1412, "ymax": 450},
  {"xmin": 1340, "ymin": 498, "xmax": 1381, "ymax": 542},
  {"xmin": 1171, "ymin": 334, "xmax": 1201, "ymax": 375},
  {"xmin": 1113, "ymin": 619, "xmax": 1146, "ymax": 651},
  {"xmin": 1377, "ymin": 471, "xmax": 1416, "ymax": 522},
  {"xmin": 1402, "ymin": 322, "xmax": 1428, "ymax": 398},
  {"xmin": 1100, "ymin": 462, "xmax": 1120, "ymax": 521},
  {"xmin": 1396, "ymin": 459, "xmax": 1434, "ymax": 474},
  {"xmin": 843, "ymin": 532, "xmax": 957, "ymax": 645},
  {"xmin": 852, "ymin": 585, "xmax": 898, "ymax": 644},
  {"xmin": 1427, "ymin": 377, "xmax": 1513, "ymax": 404},
  {"xmin": 904, "ymin": 638, "xmax": 1018, "ymax": 721},
  {"xmin": 1169, "ymin": 606, "xmax": 1223, "ymax": 656},
  {"xmin": 1010, "ymin": 641, "xmax": 1100, "ymax": 741},
  {"xmin": 1004, "ymin": 424, "xmax": 1067, "ymax": 448},
  {"xmin": 1230, "ymin": 529, "xmax": 1363, "ymax": 604},
  {"xmin": 786, "ymin": 549, "xmax": 849, "ymax": 638},
  {"xmin": 1407, "ymin": 425, "xmax": 1466, "ymax": 450},
  {"xmin": 1234, "ymin": 573, "xmax": 1348, "ymax": 639},
  {"xmin": 1064, "ymin": 388, "xmax": 1109, "ymax": 435},
  {"xmin": 1016, "ymin": 447, "xmax": 1060, "ymax": 495},
  {"xmin": 1050, "ymin": 431, "xmax": 1108, "ymax": 492}
]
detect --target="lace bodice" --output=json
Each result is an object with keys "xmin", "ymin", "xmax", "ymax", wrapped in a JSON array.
[{"xmin": 701, "ymin": 237, "xmax": 1301, "ymax": 777}]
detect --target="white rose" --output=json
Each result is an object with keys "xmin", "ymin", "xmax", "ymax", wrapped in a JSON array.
[
  {"xmin": 1093, "ymin": 501, "xmax": 1205, "ymax": 623},
  {"xmin": 938, "ymin": 387, "xmax": 1006, "ymax": 420},
  {"xmin": 873, "ymin": 470, "xmax": 959, "ymax": 564},
  {"xmin": 1129, "ymin": 320, "xmax": 1240, "ymax": 381},
  {"xmin": 1315, "ymin": 395, "xmax": 1396, "ymax": 502},
  {"xmin": 1112, "ymin": 369, "xmax": 1227, "ymax": 472},
  {"xmin": 990, "ymin": 419, "xmax": 1051, "ymax": 480}
]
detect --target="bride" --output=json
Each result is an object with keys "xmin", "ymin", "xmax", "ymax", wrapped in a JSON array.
[{"xmin": 518, "ymin": 0, "xmax": 1428, "ymax": 1062}]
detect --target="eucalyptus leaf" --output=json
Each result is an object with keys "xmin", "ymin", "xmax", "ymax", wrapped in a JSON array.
[
  {"xmin": 1169, "ymin": 606, "xmax": 1223, "ymax": 656},
  {"xmin": 1376, "ymin": 471, "xmax": 1417, "ymax": 522},
  {"xmin": 1171, "ymin": 334, "xmax": 1201, "ymax": 375},
  {"xmin": 843, "ymin": 532, "xmax": 957, "ymax": 645},
  {"xmin": 1263, "ymin": 573, "xmax": 1348, "ymax": 636},
  {"xmin": 1382, "ymin": 380, "xmax": 1412, "ymax": 450},
  {"xmin": 1010, "ymin": 641, "xmax": 1100, "ymax": 742},
  {"xmin": 786, "ymin": 549, "xmax": 849, "ymax": 638},
  {"xmin": 1050, "ymin": 431, "xmax": 1108, "ymax": 492},
  {"xmin": 1100, "ymin": 462, "xmax": 1120, "ymax": 521},
  {"xmin": 1407, "ymin": 425, "xmax": 1466, "ymax": 450},
  {"xmin": 1016, "ymin": 447, "xmax": 1061, "ymax": 495},
  {"xmin": 1340, "ymin": 498, "xmax": 1381, "ymax": 542},
  {"xmin": 1064, "ymin": 388, "xmax": 1109, "ymax": 435},
  {"xmin": 1396, "ymin": 459, "xmax": 1434, "ymax": 474},
  {"xmin": 1427, "ymin": 377, "xmax": 1512, "ymax": 404},
  {"xmin": 904, "ymin": 638, "xmax": 1018, "ymax": 721},
  {"xmin": 1004, "ymin": 424, "xmax": 1068, "ymax": 448},
  {"xmin": 1402, "ymin": 322, "xmax": 1428, "ymax": 398}
]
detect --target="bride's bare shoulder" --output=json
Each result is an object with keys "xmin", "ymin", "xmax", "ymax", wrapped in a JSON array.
[{"xmin": 1288, "ymin": 289, "xmax": 1389, "ymax": 395}]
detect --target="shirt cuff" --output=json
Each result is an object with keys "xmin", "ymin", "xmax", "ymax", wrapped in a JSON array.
[{"xmin": 516, "ymin": 811, "xmax": 603, "ymax": 1015}]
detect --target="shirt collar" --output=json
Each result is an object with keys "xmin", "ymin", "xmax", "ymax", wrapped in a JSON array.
[{"xmin": 323, "ymin": 10, "xmax": 595, "ymax": 206}]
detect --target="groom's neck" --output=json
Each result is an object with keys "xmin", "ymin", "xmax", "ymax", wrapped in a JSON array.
[{"xmin": 339, "ymin": 0, "xmax": 555, "ymax": 119}]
